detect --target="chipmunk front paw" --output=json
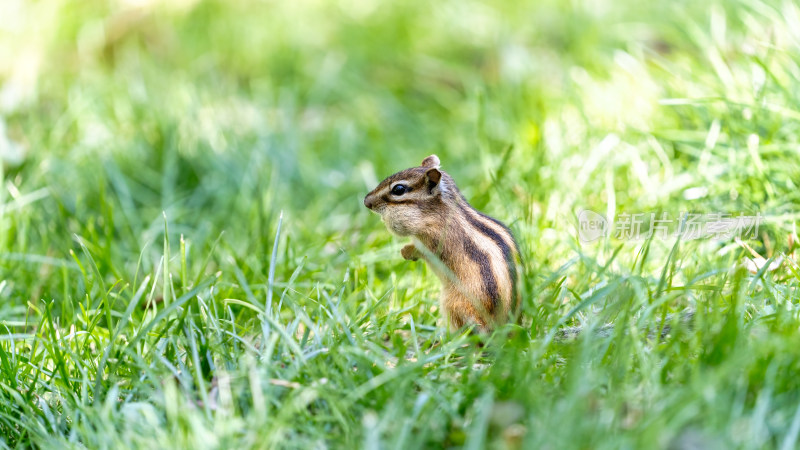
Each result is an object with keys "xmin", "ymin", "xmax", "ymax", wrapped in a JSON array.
[{"xmin": 401, "ymin": 244, "xmax": 420, "ymax": 261}]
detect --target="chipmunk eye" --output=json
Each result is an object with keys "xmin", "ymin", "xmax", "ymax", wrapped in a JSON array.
[{"xmin": 391, "ymin": 184, "xmax": 408, "ymax": 196}]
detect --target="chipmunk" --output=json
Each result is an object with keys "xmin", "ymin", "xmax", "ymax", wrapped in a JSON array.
[{"xmin": 364, "ymin": 155, "xmax": 521, "ymax": 333}]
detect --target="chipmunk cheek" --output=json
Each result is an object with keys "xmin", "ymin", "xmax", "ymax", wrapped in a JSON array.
[
  {"xmin": 391, "ymin": 222, "xmax": 412, "ymax": 236},
  {"xmin": 379, "ymin": 209, "xmax": 394, "ymax": 225},
  {"xmin": 382, "ymin": 212, "xmax": 409, "ymax": 236}
]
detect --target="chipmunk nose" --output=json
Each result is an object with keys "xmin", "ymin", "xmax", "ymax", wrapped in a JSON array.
[{"xmin": 364, "ymin": 196, "xmax": 374, "ymax": 209}]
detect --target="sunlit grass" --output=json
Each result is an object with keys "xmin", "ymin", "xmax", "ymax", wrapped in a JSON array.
[{"xmin": 1, "ymin": 0, "xmax": 799, "ymax": 448}]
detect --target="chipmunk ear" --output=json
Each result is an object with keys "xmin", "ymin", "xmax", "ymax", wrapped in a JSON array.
[
  {"xmin": 421, "ymin": 154, "xmax": 440, "ymax": 168},
  {"xmin": 425, "ymin": 167, "xmax": 443, "ymax": 195}
]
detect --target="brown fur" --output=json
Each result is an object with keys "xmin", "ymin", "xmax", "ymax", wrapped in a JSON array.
[{"xmin": 364, "ymin": 155, "xmax": 520, "ymax": 333}]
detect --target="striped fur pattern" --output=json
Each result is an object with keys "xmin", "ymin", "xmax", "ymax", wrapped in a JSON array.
[{"xmin": 364, "ymin": 155, "xmax": 520, "ymax": 333}]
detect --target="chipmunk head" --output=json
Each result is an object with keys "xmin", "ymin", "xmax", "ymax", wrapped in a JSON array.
[{"xmin": 364, "ymin": 155, "xmax": 450, "ymax": 236}]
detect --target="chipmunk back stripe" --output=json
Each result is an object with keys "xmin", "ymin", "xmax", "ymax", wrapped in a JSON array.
[
  {"xmin": 455, "ymin": 195, "xmax": 517, "ymax": 249},
  {"xmin": 477, "ymin": 211, "xmax": 514, "ymax": 235},
  {"xmin": 507, "ymin": 254, "xmax": 518, "ymax": 307},
  {"xmin": 460, "ymin": 204, "xmax": 512, "ymax": 257},
  {"xmin": 474, "ymin": 209, "xmax": 520, "ymax": 255},
  {"xmin": 480, "ymin": 210, "xmax": 520, "ymax": 306},
  {"xmin": 479, "ymin": 213, "xmax": 521, "ymax": 307},
  {"xmin": 462, "ymin": 236, "xmax": 499, "ymax": 313},
  {"xmin": 458, "ymin": 202, "xmax": 518, "ymax": 304}
]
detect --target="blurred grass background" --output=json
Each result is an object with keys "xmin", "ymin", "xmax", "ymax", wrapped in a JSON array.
[{"xmin": 1, "ymin": 0, "xmax": 800, "ymax": 448}]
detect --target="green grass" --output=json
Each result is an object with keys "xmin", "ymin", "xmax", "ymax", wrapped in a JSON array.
[{"xmin": 1, "ymin": 0, "xmax": 800, "ymax": 448}]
